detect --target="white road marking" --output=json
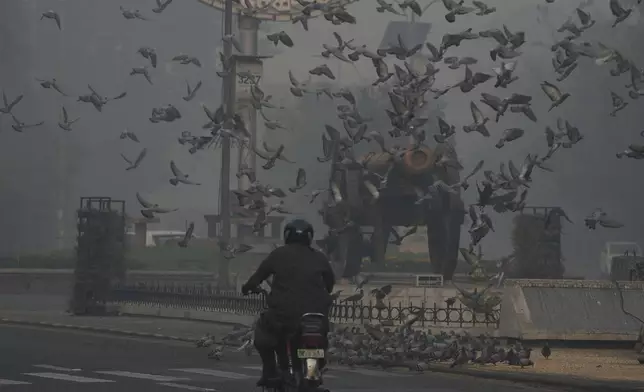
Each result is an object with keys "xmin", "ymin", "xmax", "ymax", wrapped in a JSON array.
[
  {"xmin": 33, "ymin": 364, "xmax": 81, "ymax": 372},
  {"xmin": 330, "ymin": 390, "xmax": 429, "ymax": 392},
  {"xmin": 171, "ymin": 368, "xmax": 252, "ymax": 380},
  {"xmin": 0, "ymin": 379, "xmax": 31, "ymax": 385},
  {"xmin": 157, "ymin": 382, "xmax": 217, "ymax": 391},
  {"xmin": 22, "ymin": 372, "xmax": 115, "ymax": 383},
  {"xmin": 342, "ymin": 368, "xmax": 407, "ymax": 377},
  {"xmin": 241, "ymin": 366, "xmax": 337, "ymax": 378},
  {"xmin": 95, "ymin": 370, "xmax": 190, "ymax": 382}
]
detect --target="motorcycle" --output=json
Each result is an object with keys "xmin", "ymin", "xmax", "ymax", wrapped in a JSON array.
[{"xmin": 248, "ymin": 287, "xmax": 330, "ymax": 392}]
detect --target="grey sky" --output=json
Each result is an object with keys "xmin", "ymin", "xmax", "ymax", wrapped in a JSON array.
[{"xmin": 1, "ymin": 0, "xmax": 644, "ymax": 277}]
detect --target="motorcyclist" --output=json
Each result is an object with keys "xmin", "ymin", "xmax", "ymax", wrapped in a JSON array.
[{"xmin": 241, "ymin": 218, "xmax": 335, "ymax": 387}]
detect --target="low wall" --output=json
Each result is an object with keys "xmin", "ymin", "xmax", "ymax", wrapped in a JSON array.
[
  {"xmin": 333, "ymin": 282, "xmax": 502, "ymax": 307},
  {"xmin": 499, "ymin": 279, "xmax": 644, "ymax": 341},
  {"xmin": 0, "ymin": 269, "xmax": 216, "ymax": 295},
  {"xmin": 0, "ymin": 269, "xmax": 467, "ymax": 296},
  {"xmin": 5, "ymin": 270, "xmax": 644, "ymax": 342},
  {"xmin": 115, "ymin": 303, "xmax": 499, "ymax": 336},
  {"xmin": 109, "ymin": 280, "xmax": 501, "ymax": 333},
  {"xmin": 118, "ymin": 303, "xmax": 256, "ymax": 326}
]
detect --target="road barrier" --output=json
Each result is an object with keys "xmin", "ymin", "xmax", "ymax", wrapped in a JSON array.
[{"xmin": 110, "ymin": 282, "xmax": 500, "ymax": 328}]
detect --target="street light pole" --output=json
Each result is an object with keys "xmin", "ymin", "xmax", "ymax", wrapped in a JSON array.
[
  {"xmin": 218, "ymin": 0, "xmax": 235, "ymax": 289},
  {"xmin": 236, "ymin": 15, "xmax": 260, "ymax": 192}
]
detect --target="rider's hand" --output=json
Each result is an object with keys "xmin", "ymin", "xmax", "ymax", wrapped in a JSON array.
[{"xmin": 241, "ymin": 283, "xmax": 251, "ymax": 295}]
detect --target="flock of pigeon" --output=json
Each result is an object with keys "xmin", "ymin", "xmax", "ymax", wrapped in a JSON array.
[
  {"xmin": 196, "ymin": 311, "xmax": 555, "ymax": 371},
  {"xmin": 191, "ymin": 275, "xmax": 505, "ymax": 366},
  {"xmin": 332, "ymin": 273, "xmax": 501, "ymax": 316},
  {"xmin": 215, "ymin": 0, "xmax": 642, "ymax": 281},
  {"xmin": 4, "ymin": 1, "xmax": 212, "ymax": 244},
  {"xmin": 7, "ymin": 0, "xmax": 641, "ymax": 377},
  {"xmin": 4, "ymin": 0, "xmax": 642, "ymax": 271},
  {"xmin": 227, "ymin": 0, "xmax": 642, "ymax": 283}
]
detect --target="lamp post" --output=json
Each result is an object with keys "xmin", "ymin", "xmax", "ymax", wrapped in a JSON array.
[
  {"xmin": 197, "ymin": 0, "xmax": 324, "ymax": 288},
  {"xmin": 218, "ymin": 0, "xmax": 234, "ymax": 289}
]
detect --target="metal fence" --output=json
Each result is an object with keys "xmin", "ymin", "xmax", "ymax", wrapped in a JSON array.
[{"xmin": 110, "ymin": 283, "xmax": 500, "ymax": 328}]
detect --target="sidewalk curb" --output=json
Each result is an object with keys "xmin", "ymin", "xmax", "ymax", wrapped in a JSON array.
[
  {"xmin": 0, "ymin": 317, "xmax": 247, "ymax": 348},
  {"xmin": 0, "ymin": 317, "xmax": 197, "ymax": 343},
  {"xmin": 117, "ymin": 311, "xmax": 252, "ymax": 328},
  {"xmin": 1, "ymin": 317, "xmax": 641, "ymax": 391},
  {"xmin": 423, "ymin": 364, "xmax": 644, "ymax": 392}
]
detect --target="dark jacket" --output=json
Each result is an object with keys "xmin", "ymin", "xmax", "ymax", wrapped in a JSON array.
[{"xmin": 243, "ymin": 243, "xmax": 335, "ymax": 323}]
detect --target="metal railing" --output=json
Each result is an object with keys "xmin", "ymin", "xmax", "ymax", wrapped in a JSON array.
[{"xmin": 110, "ymin": 283, "xmax": 500, "ymax": 328}]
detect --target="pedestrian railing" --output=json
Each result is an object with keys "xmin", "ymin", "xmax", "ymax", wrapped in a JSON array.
[{"xmin": 110, "ymin": 282, "xmax": 500, "ymax": 328}]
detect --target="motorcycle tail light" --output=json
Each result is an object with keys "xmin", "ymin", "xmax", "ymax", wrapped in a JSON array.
[{"xmin": 301, "ymin": 334, "xmax": 323, "ymax": 347}]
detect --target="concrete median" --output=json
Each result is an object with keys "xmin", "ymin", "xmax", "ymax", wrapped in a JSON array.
[
  {"xmin": 499, "ymin": 279, "xmax": 644, "ymax": 342},
  {"xmin": 421, "ymin": 364, "xmax": 644, "ymax": 392}
]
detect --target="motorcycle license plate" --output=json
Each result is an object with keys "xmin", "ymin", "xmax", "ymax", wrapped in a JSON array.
[{"xmin": 297, "ymin": 349, "xmax": 325, "ymax": 359}]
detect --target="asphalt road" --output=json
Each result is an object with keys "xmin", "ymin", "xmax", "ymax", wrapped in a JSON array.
[{"xmin": 0, "ymin": 325, "xmax": 566, "ymax": 392}]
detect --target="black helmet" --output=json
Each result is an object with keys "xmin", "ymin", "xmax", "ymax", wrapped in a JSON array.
[{"xmin": 284, "ymin": 219, "xmax": 314, "ymax": 246}]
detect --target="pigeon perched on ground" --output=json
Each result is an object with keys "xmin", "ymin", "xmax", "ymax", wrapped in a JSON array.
[
  {"xmin": 195, "ymin": 333, "xmax": 214, "ymax": 348},
  {"xmin": 541, "ymin": 342, "xmax": 551, "ymax": 359}
]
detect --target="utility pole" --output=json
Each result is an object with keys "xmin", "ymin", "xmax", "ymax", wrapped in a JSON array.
[
  {"xmin": 55, "ymin": 133, "xmax": 66, "ymax": 251},
  {"xmin": 236, "ymin": 15, "xmax": 261, "ymax": 191},
  {"xmin": 218, "ymin": 0, "xmax": 235, "ymax": 290}
]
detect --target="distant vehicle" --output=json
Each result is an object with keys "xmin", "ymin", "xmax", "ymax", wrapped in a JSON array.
[
  {"xmin": 125, "ymin": 230, "xmax": 195, "ymax": 247},
  {"xmin": 600, "ymin": 242, "xmax": 642, "ymax": 280}
]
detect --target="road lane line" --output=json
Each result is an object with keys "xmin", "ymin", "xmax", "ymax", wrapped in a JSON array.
[
  {"xmin": 157, "ymin": 382, "xmax": 218, "ymax": 391},
  {"xmin": 0, "ymin": 379, "xmax": 31, "ymax": 385},
  {"xmin": 95, "ymin": 370, "xmax": 190, "ymax": 382},
  {"xmin": 22, "ymin": 372, "xmax": 115, "ymax": 383},
  {"xmin": 171, "ymin": 368, "xmax": 252, "ymax": 380},
  {"xmin": 241, "ymin": 365, "xmax": 263, "ymax": 371},
  {"xmin": 329, "ymin": 390, "xmax": 429, "ymax": 392},
  {"xmin": 33, "ymin": 364, "xmax": 82, "ymax": 372},
  {"xmin": 241, "ymin": 365, "xmax": 337, "ymax": 378},
  {"xmin": 341, "ymin": 368, "xmax": 407, "ymax": 377}
]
